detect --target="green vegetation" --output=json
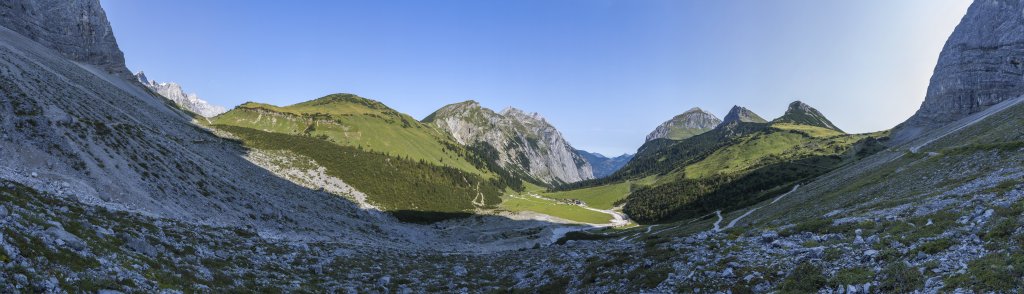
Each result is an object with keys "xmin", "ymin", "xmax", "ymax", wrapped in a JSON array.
[
  {"xmin": 499, "ymin": 195, "xmax": 612, "ymax": 224},
  {"xmin": 780, "ymin": 262, "xmax": 826, "ymax": 293},
  {"xmin": 213, "ymin": 94, "xmax": 483, "ymax": 175},
  {"xmin": 771, "ymin": 123, "xmax": 844, "ymax": 138},
  {"xmin": 945, "ymin": 253, "xmax": 1024, "ymax": 292},
  {"xmin": 541, "ymin": 181, "xmax": 631, "ymax": 210},
  {"xmin": 830, "ymin": 267, "xmax": 874, "ymax": 286},
  {"xmin": 214, "ymin": 125, "xmax": 505, "ymax": 222},
  {"xmin": 878, "ymin": 262, "xmax": 924, "ymax": 292}
]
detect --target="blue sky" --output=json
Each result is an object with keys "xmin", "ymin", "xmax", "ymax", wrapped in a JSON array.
[{"xmin": 102, "ymin": 0, "xmax": 971, "ymax": 156}]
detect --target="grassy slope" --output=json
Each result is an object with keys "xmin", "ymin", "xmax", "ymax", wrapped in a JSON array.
[
  {"xmin": 542, "ymin": 182, "xmax": 630, "ymax": 210},
  {"xmin": 213, "ymin": 125, "xmax": 503, "ymax": 222},
  {"xmin": 666, "ymin": 127, "xmax": 712, "ymax": 141},
  {"xmin": 213, "ymin": 95, "xmax": 482, "ymax": 175},
  {"xmin": 684, "ymin": 125, "xmax": 870, "ymax": 179}
]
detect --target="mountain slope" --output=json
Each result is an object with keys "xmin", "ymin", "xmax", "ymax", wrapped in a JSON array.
[
  {"xmin": 0, "ymin": 15, "xmax": 388, "ymax": 241},
  {"xmin": 771, "ymin": 101, "xmax": 843, "ymax": 132},
  {"xmin": 135, "ymin": 71, "xmax": 227, "ymax": 117},
  {"xmin": 576, "ymin": 150, "xmax": 634, "ymax": 179},
  {"xmin": 892, "ymin": 0, "xmax": 1024, "ymax": 144},
  {"xmin": 646, "ymin": 107, "xmax": 722, "ymax": 141},
  {"xmin": 424, "ymin": 100, "xmax": 594, "ymax": 185},
  {"xmin": 212, "ymin": 94, "xmax": 483, "ymax": 175}
]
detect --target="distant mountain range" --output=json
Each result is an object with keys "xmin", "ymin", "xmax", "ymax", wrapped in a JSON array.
[
  {"xmin": 134, "ymin": 71, "xmax": 227, "ymax": 117},
  {"xmin": 574, "ymin": 150, "xmax": 633, "ymax": 178}
]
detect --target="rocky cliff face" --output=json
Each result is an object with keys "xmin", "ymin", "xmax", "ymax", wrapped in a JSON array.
[
  {"xmin": 893, "ymin": 0, "xmax": 1024, "ymax": 143},
  {"xmin": 646, "ymin": 107, "xmax": 722, "ymax": 142},
  {"xmin": 719, "ymin": 106, "xmax": 767, "ymax": 126},
  {"xmin": 135, "ymin": 71, "xmax": 227, "ymax": 117},
  {"xmin": 0, "ymin": 0, "xmax": 129, "ymax": 77},
  {"xmin": 772, "ymin": 101, "xmax": 843, "ymax": 132},
  {"xmin": 424, "ymin": 101, "xmax": 594, "ymax": 185}
]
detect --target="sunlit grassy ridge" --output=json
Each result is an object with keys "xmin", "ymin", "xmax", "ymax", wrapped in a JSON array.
[
  {"xmin": 213, "ymin": 94, "xmax": 482, "ymax": 175},
  {"xmin": 684, "ymin": 127, "xmax": 873, "ymax": 179}
]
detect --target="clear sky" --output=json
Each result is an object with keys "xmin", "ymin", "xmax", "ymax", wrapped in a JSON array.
[{"xmin": 101, "ymin": 0, "xmax": 971, "ymax": 156}]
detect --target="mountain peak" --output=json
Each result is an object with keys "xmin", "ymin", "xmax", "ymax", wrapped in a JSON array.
[
  {"xmin": 646, "ymin": 106, "xmax": 722, "ymax": 142},
  {"xmin": 136, "ymin": 72, "xmax": 227, "ymax": 117},
  {"xmin": 772, "ymin": 100, "xmax": 843, "ymax": 132},
  {"xmin": 720, "ymin": 106, "xmax": 768, "ymax": 126}
]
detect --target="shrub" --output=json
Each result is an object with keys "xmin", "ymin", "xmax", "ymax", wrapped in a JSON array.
[
  {"xmin": 878, "ymin": 262, "xmax": 924, "ymax": 293},
  {"xmin": 780, "ymin": 262, "xmax": 826, "ymax": 293}
]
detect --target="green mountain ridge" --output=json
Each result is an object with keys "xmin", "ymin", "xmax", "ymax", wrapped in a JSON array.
[{"xmin": 554, "ymin": 101, "xmax": 883, "ymax": 223}]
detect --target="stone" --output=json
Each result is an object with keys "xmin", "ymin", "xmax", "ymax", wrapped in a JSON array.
[
  {"xmin": 720, "ymin": 106, "xmax": 768, "ymax": 125},
  {"xmin": 126, "ymin": 237, "xmax": 158, "ymax": 258},
  {"xmin": 45, "ymin": 226, "xmax": 86, "ymax": 251},
  {"xmin": 453, "ymin": 265, "xmax": 468, "ymax": 277},
  {"xmin": 893, "ymin": 0, "xmax": 1024, "ymax": 143},
  {"xmin": 377, "ymin": 275, "xmax": 391, "ymax": 286}
]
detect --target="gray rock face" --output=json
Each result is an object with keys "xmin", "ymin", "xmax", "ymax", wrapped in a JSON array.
[
  {"xmin": 893, "ymin": 0, "xmax": 1024, "ymax": 144},
  {"xmin": 424, "ymin": 101, "xmax": 594, "ymax": 185},
  {"xmin": 719, "ymin": 106, "xmax": 767, "ymax": 126},
  {"xmin": 134, "ymin": 71, "xmax": 227, "ymax": 117},
  {"xmin": 0, "ymin": 0, "xmax": 129, "ymax": 77},
  {"xmin": 646, "ymin": 107, "xmax": 722, "ymax": 142}
]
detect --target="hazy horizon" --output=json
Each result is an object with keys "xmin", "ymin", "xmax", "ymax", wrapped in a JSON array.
[{"xmin": 102, "ymin": 0, "xmax": 971, "ymax": 156}]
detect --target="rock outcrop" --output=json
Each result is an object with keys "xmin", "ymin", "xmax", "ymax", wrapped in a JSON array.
[
  {"xmin": 892, "ymin": 0, "xmax": 1024, "ymax": 144},
  {"xmin": 772, "ymin": 101, "xmax": 843, "ymax": 132},
  {"xmin": 575, "ymin": 150, "xmax": 633, "ymax": 179},
  {"xmin": 0, "ymin": 0, "xmax": 129, "ymax": 77},
  {"xmin": 719, "ymin": 106, "xmax": 767, "ymax": 126},
  {"xmin": 646, "ymin": 107, "xmax": 722, "ymax": 142},
  {"xmin": 424, "ymin": 101, "xmax": 594, "ymax": 185},
  {"xmin": 135, "ymin": 71, "xmax": 227, "ymax": 117}
]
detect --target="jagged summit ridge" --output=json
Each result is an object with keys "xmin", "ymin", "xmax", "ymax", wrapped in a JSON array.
[
  {"xmin": 772, "ymin": 100, "xmax": 843, "ymax": 132},
  {"xmin": 426, "ymin": 101, "xmax": 594, "ymax": 185},
  {"xmin": 892, "ymin": 0, "xmax": 1024, "ymax": 143},
  {"xmin": 719, "ymin": 105, "xmax": 767, "ymax": 126},
  {"xmin": 134, "ymin": 71, "xmax": 227, "ymax": 117},
  {"xmin": 646, "ymin": 107, "xmax": 722, "ymax": 142},
  {"xmin": 0, "ymin": 0, "xmax": 130, "ymax": 77}
]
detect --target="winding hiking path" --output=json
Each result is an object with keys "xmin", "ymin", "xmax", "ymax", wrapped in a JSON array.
[
  {"xmin": 711, "ymin": 211, "xmax": 723, "ymax": 231},
  {"xmin": 712, "ymin": 184, "xmax": 801, "ymax": 232}
]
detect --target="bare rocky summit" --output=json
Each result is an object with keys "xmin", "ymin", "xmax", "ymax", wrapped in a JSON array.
[
  {"xmin": 424, "ymin": 101, "xmax": 594, "ymax": 185},
  {"xmin": 134, "ymin": 71, "xmax": 227, "ymax": 117},
  {"xmin": 646, "ymin": 107, "xmax": 722, "ymax": 142},
  {"xmin": 893, "ymin": 0, "xmax": 1024, "ymax": 143}
]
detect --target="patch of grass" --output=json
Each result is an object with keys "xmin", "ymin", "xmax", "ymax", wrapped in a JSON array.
[
  {"xmin": 944, "ymin": 253, "xmax": 1024, "ymax": 292},
  {"xmin": 542, "ymin": 182, "xmax": 631, "ymax": 210},
  {"xmin": 916, "ymin": 238, "xmax": 954, "ymax": 255},
  {"xmin": 780, "ymin": 261, "xmax": 826, "ymax": 293},
  {"xmin": 555, "ymin": 231, "xmax": 615, "ymax": 245},
  {"xmin": 830, "ymin": 267, "xmax": 874, "ymax": 286},
  {"xmin": 499, "ymin": 195, "xmax": 613, "ymax": 224},
  {"xmin": 878, "ymin": 262, "xmax": 924, "ymax": 293}
]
